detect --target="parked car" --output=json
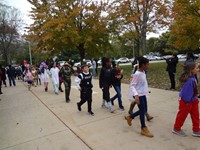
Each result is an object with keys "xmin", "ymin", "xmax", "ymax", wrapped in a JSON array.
[
  {"xmin": 177, "ymin": 54, "xmax": 186, "ymax": 59},
  {"xmin": 115, "ymin": 57, "xmax": 130, "ymax": 64},
  {"xmin": 129, "ymin": 58, "xmax": 135, "ymax": 63},
  {"xmin": 74, "ymin": 59, "xmax": 92, "ymax": 67},
  {"xmin": 144, "ymin": 55, "xmax": 157, "ymax": 61},
  {"xmin": 154, "ymin": 56, "xmax": 163, "ymax": 60}
]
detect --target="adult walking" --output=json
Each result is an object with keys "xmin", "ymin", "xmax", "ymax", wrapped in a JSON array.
[
  {"xmin": 60, "ymin": 62, "xmax": 74, "ymax": 103},
  {"xmin": 166, "ymin": 54, "xmax": 179, "ymax": 90},
  {"xmin": 40, "ymin": 62, "xmax": 50, "ymax": 92},
  {"xmin": 7, "ymin": 65, "xmax": 16, "ymax": 86},
  {"xmin": 0, "ymin": 65, "xmax": 6, "ymax": 87},
  {"xmin": 50, "ymin": 63, "xmax": 60, "ymax": 95}
]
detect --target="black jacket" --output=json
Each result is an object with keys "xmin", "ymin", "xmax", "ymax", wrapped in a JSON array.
[
  {"xmin": 166, "ymin": 57, "xmax": 178, "ymax": 73},
  {"xmin": 111, "ymin": 68, "xmax": 123, "ymax": 86},
  {"xmin": 7, "ymin": 67, "xmax": 16, "ymax": 77},
  {"xmin": 99, "ymin": 67, "xmax": 112, "ymax": 88}
]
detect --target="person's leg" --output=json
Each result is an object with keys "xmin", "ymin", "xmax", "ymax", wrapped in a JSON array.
[
  {"xmin": 78, "ymin": 90, "xmax": 87, "ymax": 107},
  {"xmin": 3, "ymin": 79, "xmax": 6, "ymax": 87},
  {"xmin": 87, "ymin": 90, "xmax": 93, "ymax": 114},
  {"xmin": 190, "ymin": 100, "xmax": 200, "ymax": 132},
  {"xmin": 68, "ymin": 80, "xmax": 71, "ymax": 99},
  {"xmin": 116, "ymin": 85, "xmax": 124, "ymax": 109},
  {"xmin": 171, "ymin": 72, "xmax": 175, "ymax": 89},
  {"xmin": 59, "ymin": 80, "xmax": 63, "ymax": 92},
  {"xmin": 168, "ymin": 72, "xmax": 175, "ymax": 89},
  {"xmin": 64, "ymin": 81, "xmax": 69, "ymax": 102},
  {"xmin": 145, "ymin": 98, "xmax": 154, "ymax": 121},
  {"xmin": 0, "ymin": 80, "xmax": 2, "ymax": 94},
  {"xmin": 103, "ymin": 87, "xmax": 113, "ymax": 113},
  {"xmin": 173, "ymin": 99, "xmax": 191, "ymax": 131},
  {"xmin": 12, "ymin": 76, "xmax": 16, "ymax": 86},
  {"xmin": 110, "ymin": 86, "xmax": 118, "ymax": 105},
  {"xmin": 9, "ymin": 77, "xmax": 12, "ymax": 86},
  {"xmin": 128, "ymin": 101, "xmax": 136, "ymax": 114}
]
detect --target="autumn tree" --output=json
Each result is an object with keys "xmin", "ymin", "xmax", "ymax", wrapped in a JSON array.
[
  {"xmin": 0, "ymin": 3, "xmax": 21, "ymax": 65},
  {"xmin": 112, "ymin": 0, "xmax": 172, "ymax": 56},
  {"xmin": 170, "ymin": 0, "xmax": 200, "ymax": 51},
  {"xmin": 26, "ymin": 0, "xmax": 112, "ymax": 61}
]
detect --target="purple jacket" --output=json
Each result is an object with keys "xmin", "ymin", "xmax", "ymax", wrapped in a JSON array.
[{"xmin": 179, "ymin": 76, "xmax": 198, "ymax": 103}]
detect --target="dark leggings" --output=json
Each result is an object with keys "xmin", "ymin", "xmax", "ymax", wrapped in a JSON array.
[
  {"xmin": 79, "ymin": 89, "xmax": 92, "ymax": 112},
  {"xmin": 102, "ymin": 86, "xmax": 110, "ymax": 102}
]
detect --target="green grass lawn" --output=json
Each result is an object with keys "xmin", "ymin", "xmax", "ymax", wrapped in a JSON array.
[{"xmin": 120, "ymin": 62, "xmax": 184, "ymax": 90}]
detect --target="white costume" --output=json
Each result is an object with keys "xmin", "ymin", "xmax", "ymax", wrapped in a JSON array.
[
  {"xmin": 50, "ymin": 67, "xmax": 59, "ymax": 85},
  {"xmin": 40, "ymin": 69, "xmax": 50, "ymax": 83},
  {"xmin": 50, "ymin": 67, "xmax": 59, "ymax": 94}
]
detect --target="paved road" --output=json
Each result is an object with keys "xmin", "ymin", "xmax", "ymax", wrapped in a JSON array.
[{"xmin": 0, "ymin": 77, "xmax": 199, "ymax": 150}]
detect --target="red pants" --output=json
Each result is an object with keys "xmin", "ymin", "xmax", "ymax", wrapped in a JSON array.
[{"xmin": 174, "ymin": 99, "xmax": 200, "ymax": 132}]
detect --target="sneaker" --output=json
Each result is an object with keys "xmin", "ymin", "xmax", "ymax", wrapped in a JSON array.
[
  {"xmin": 77, "ymin": 103, "xmax": 81, "ymax": 111},
  {"xmin": 192, "ymin": 131, "xmax": 200, "ymax": 137},
  {"xmin": 172, "ymin": 129, "xmax": 187, "ymax": 137},
  {"xmin": 101, "ymin": 104, "xmax": 108, "ymax": 109},
  {"xmin": 119, "ymin": 106, "xmax": 125, "ymax": 111},
  {"xmin": 141, "ymin": 127, "xmax": 154, "ymax": 138},
  {"xmin": 88, "ymin": 111, "xmax": 94, "ymax": 116},
  {"xmin": 124, "ymin": 115, "xmax": 132, "ymax": 126},
  {"xmin": 146, "ymin": 114, "xmax": 154, "ymax": 121}
]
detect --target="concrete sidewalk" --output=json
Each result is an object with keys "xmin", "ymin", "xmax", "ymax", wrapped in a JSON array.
[{"xmin": 0, "ymin": 77, "xmax": 199, "ymax": 150}]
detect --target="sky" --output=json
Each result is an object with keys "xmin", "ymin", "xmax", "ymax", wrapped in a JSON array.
[{"xmin": 4, "ymin": 0, "xmax": 161, "ymax": 38}]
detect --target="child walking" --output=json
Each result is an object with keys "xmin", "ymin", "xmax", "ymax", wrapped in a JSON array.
[
  {"xmin": 75, "ymin": 63, "xmax": 94, "ymax": 116},
  {"xmin": 99, "ymin": 58, "xmax": 114, "ymax": 113},
  {"xmin": 125, "ymin": 57, "xmax": 154, "ymax": 138},
  {"xmin": 128, "ymin": 57, "xmax": 153, "ymax": 121},
  {"xmin": 110, "ymin": 61, "xmax": 124, "ymax": 110},
  {"xmin": 24, "ymin": 66, "xmax": 33, "ymax": 91},
  {"xmin": 172, "ymin": 62, "xmax": 200, "ymax": 137},
  {"xmin": 50, "ymin": 62, "xmax": 60, "ymax": 95},
  {"xmin": 60, "ymin": 62, "xmax": 74, "ymax": 103}
]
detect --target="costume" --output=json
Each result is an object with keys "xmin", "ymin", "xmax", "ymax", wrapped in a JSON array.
[
  {"xmin": 50, "ymin": 67, "xmax": 59, "ymax": 94},
  {"xmin": 60, "ymin": 66, "xmax": 74, "ymax": 102},
  {"xmin": 75, "ymin": 71, "xmax": 94, "ymax": 115}
]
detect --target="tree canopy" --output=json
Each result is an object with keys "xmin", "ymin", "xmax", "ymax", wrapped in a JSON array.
[{"xmin": 170, "ymin": 0, "xmax": 200, "ymax": 50}]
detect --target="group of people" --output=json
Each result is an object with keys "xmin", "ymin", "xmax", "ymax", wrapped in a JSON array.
[
  {"xmin": 1, "ymin": 52, "xmax": 200, "ymax": 138},
  {"xmin": 0, "ymin": 64, "xmax": 20, "ymax": 94}
]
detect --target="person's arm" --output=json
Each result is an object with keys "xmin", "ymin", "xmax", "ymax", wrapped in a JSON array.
[
  {"xmin": 130, "ymin": 74, "xmax": 140, "ymax": 104},
  {"xmin": 179, "ymin": 79, "xmax": 194, "ymax": 103},
  {"xmin": 75, "ymin": 74, "xmax": 82, "ymax": 90},
  {"xmin": 99, "ymin": 68, "xmax": 104, "ymax": 89}
]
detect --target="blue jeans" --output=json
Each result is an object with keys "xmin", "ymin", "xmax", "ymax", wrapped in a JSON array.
[
  {"xmin": 111, "ymin": 85, "xmax": 123, "ymax": 108},
  {"xmin": 9, "ymin": 76, "xmax": 16, "ymax": 86},
  {"xmin": 130, "ymin": 96, "xmax": 147, "ymax": 128}
]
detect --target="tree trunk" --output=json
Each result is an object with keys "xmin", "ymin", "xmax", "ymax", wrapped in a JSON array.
[
  {"xmin": 141, "ymin": 1, "xmax": 148, "ymax": 56},
  {"xmin": 77, "ymin": 43, "xmax": 85, "ymax": 63},
  {"xmin": 135, "ymin": 38, "xmax": 140, "ymax": 57}
]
